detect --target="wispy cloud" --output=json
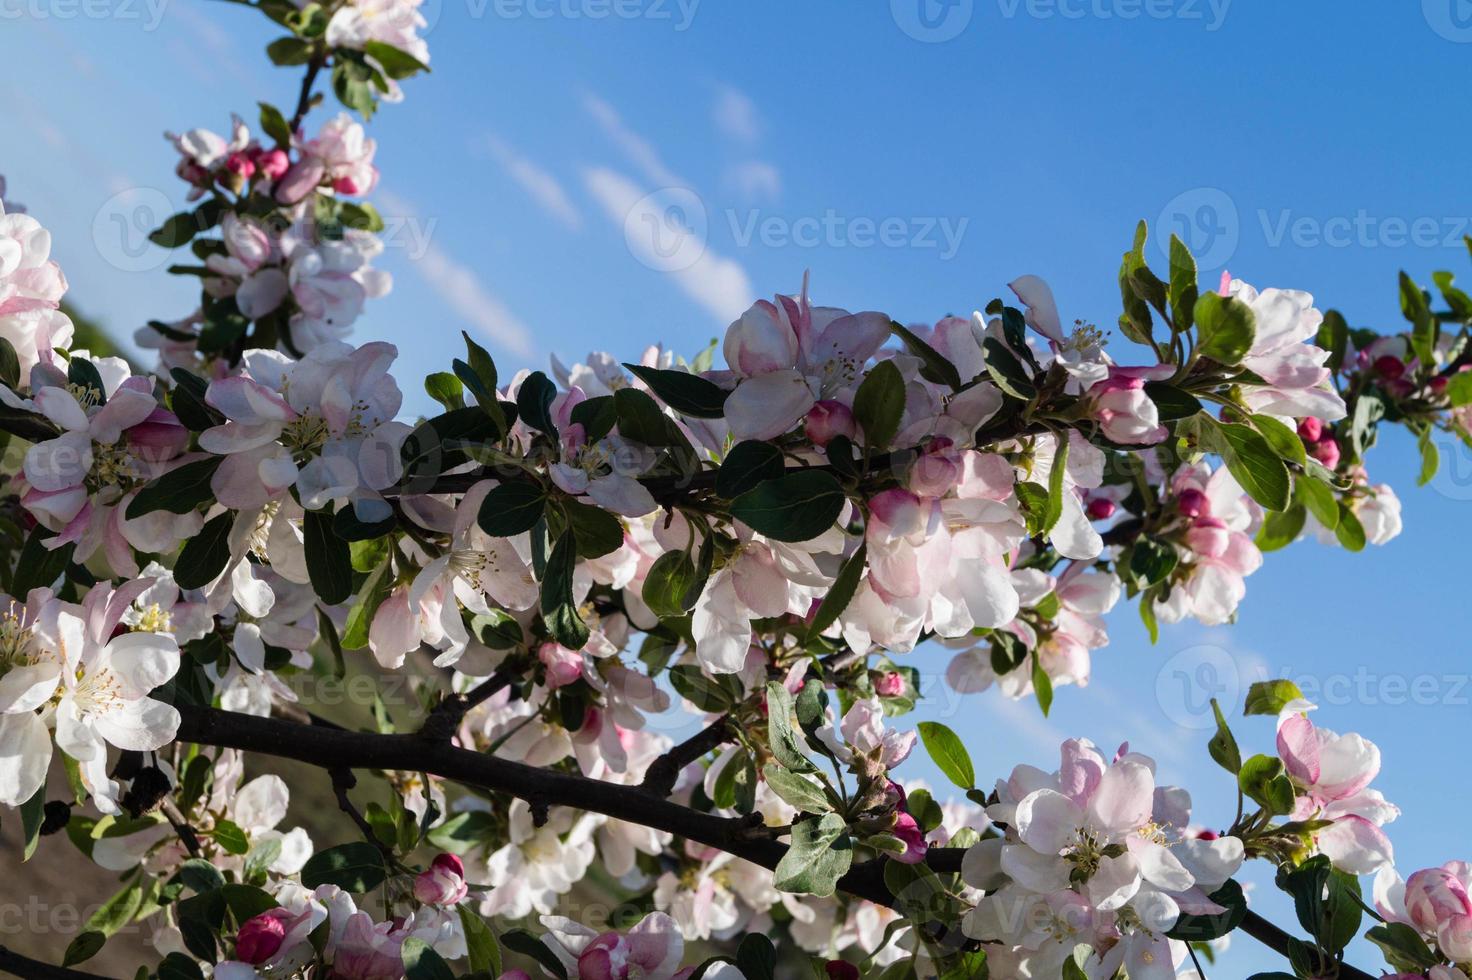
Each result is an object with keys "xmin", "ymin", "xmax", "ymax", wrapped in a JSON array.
[
  {"xmin": 712, "ymin": 84, "xmax": 762, "ymax": 144},
  {"xmin": 477, "ymin": 134, "xmax": 581, "ymax": 231},
  {"xmin": 379, "ymin": 190, "xmax": 535, "ymax": 357},
  {"xmin": 580, "ymin": 93, "xmax": 683, "ymax": 188},
  {"xmin": 723, "ymin": 160, "xmax": 782, "ymax": 202},
  {"xmin": 583, "ymin": 166, "xmax": 752, "ymax": 323}
]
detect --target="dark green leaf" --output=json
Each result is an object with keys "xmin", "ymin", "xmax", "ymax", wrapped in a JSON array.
[
  {"xmin": 127, "ymin": 458, "xmax": 222, "ymax": 519},
  {"xmin": 304, "ymin": 507, "xmax": 353, "ymax": 605},
  {"xmin": 917, "ymin": 721, "xmax": 974, "ymax": 789},
  {"xmin": 765, "ymin": 681, "xmax": 818, "ymax": 774},
  {"xmin": 891, "ymin": 320, "xmax": 961, "ymax": 390},
  {"xmin": 1194, "ymin": 292, "xmax": 1257, "ymax": 365},
  {"xmin": 716, "ymin": 441, "xmax": 785, "ymax": 499},
  {"xmin": 477, "ymin": 482, "xmax": 545, "ymax": 537},
  {"xmin": 300, "ymin": 842, "xmax": 387, "ymax": 892},
  {"xmin": 730, "ymin": 470, "xmax": 846, "ymax": 542},
  {"xmin": 625, "ymin": 364, "xmax": 729, "ymax": 418},
  {"xmin": 516, "ymin": 371, "xmax": 559, "ymax": 437},
  {"xmin": 541, "ymin": 529, "xmax": 588, "ymax": 649},
  {"xmin": 174, "ymin": 512, "xmax": 233, "ymax": 590},
  {"xmin": 851, "ymin": 359, "xmax": 906, "ymax": 450},
  {"xmin": 807, "ymin": 542, "xmax": 866, "ymax": 640}
]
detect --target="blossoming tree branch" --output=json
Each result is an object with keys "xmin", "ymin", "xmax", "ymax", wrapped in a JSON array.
[{"xmin": 1, "ymin": 3, "xmax": 1470, "ymax": 979}]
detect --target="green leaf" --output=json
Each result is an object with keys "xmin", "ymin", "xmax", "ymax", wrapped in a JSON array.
[
  {"xmin": 624, "ymin": 363, "xmax": 729, "ymax": 418},
  {"xmin": 642, "ymin": 549, "xmax": 700, "ymax": 619},
  {"xmin": 63, "ymin": 931, "xmax": 106, "ymax": 967},
  {"xmin": 917, "ymin": 721, "xmax": 975, "ymax": 789},
  {"xmin": 363, "ymin": 39, "xmax": 430, "ymax": 79},
  {"xmin": 304, "ymin": 507, "xmax": 353, "ymax": 605},
  {"xmin": 983, "ymin": 338, "xmax": 1038, "ymax": 401},
  {"xmin": 0, "ymin": 337, "xmax": 20, "ymax": 388},
  {"xmin": 668, "ymin": 665, "xmax": 742, "ymax": 713},
  {"xmin": 1143, "ymin": 382, "xmax": 1202, "ymax": 421},
  {"xmin": 1238, "ymin": 754, "xmax": 1294, "ymax": 814},
  {"xmin": 257, "ymin": 101, "xmax": 292, "ymax": 146},
  {"xmin": 457, "ymin": 906, "xmax": 502, "ymax": 975},
  {"xmin": 1041, "ymin": 433, "xmax": 1069, "ymax": 534},
  {"xmin": 402, "ymin": 938, "xmax": 455, "ymax": 980},
  {"xmin": 1129, "ymin": 536, "xmax": 1179, "ymax": 585},
  {"xmin": 1366, "ymin": 922, "xmax": 1439, "ymax": 973},
  {"xmin": 127, "ymin": 458, "xmax": 223, "ymax": 519},
  {"xmin": 1032, "ymin": 657, "xmax": 1054, "ymax": 716},
  {"xmin": 174, "ymin": 512, "xmax": 234, "ymax": 590},
  {"xmin": 773, "ymin": 812, "xmax": 852, "ymax": 896},
  {"xmin": 20, "ymin": 784, "xmax": 45, "ymax": 861},
  {"xmin": 423, "ymin": 372, "xmax": 464, "ymax": 411},
  {"xmin": 1400, "ymin": 271, "xmax": 1437, "ymax": 367},
  {"xmin": 806, "ymin": 542, "xmax": 866, "ymax": 641},
  {"xmin": 851, "ymin": 359, "xmax": 906, "ymax": 450},
  {"xmin": 560, "ymin": 498, "xmax": 624, "ymax": 559},
  {"xmin": 1317, "ymin": 309, "xmax": 1350, "ymax": 373},
  {"xmin": 477, "ymin": 482, "xmax": 545, "ymax": 537},
  {"xmin": 159, "ymin": 952, "xmax": 205, "ymax": 980},
  {"xmin": 1251, "ymin": 414, "xmax": 1307, "ymax": 467},
  {"xmin": 1206, "ymin": 418, "xmax": 1291, "ymax": 512},
  {"xmin": 1167, "ymin": 234, "xmax": 1199, "ymax": 331},
  {"xmin": 149, "ymin": 211, "xmax": 203, "ymax": 249},
  {"xmin": 517, "ymin": 371, "xmax": 559, "ymax": 438},
  {"xmin": 1167, "ymin": 879, "xmax": 1248, "ymax": 941},
  {"xmin": 1295, "ymin": 475, "xmax": 1339, "ymax": 530},
  {"xmin": 341, "ymin": 553, "xmax": 393, "ymax": 650},
  {"xmin": 891, "ymin": 320, "xmax": 961, "ymax": 390},
  {"xmin": 765, "ymin": 681, "xmax": 818, "ymax": 774},
  {"xmin": 730, "ymin": 470, "xmax": 846, "ymax": 542},
  {"xmin": 178, "ymin": 858, "xmax": 226, "ymax": 893},
  {"xmin": 1243, "ymin": 679, "xmax": 1305, "ymax": 716},
  {"xmin": 1446, "ymin": 370, "xmax": 1472, "ymax": 407},
  {"xmin": 426, "ymin": 811, "xmax": 495, "ymax": 854},
  {"xmin": 501, "ymin": 929, "xmax": 570, "ymax": 980},
  {"xmin": 300, "ymin": 842, "xmax": 387, "ymax": 892},
  {"xmin": 569, "ymin": 395, "xmax": 617, "ymax": 441},
  {"xmin": 212, "ymin": 819, "xmax": 249, "ymax": 855},
  {"xmin": 169, "ymin": 368, "xmax": 223, "ymax": 431},
  {"xmin": 1255, "ymin": 503, "xmax": 1305, "ymax": 553},
  {"xmin": 1334, "ymin": 503, "xmax": 1366, "ymax": 552},
  {"xmin": 761, "ymin": 764, "xmax": 832, "ymax": 814},
  {"xmin": 1194, "ymin": 291, "xmax": 1257, "ymax": 365},
  {"xmin": 541, "ymin": 529, "xmax": 589, "ymax": 650},
  {"xmin": 716, "ymin": 440, "xmax": 786, "ymax": 499},
  {"xmin": 613, "ymin": 387, "xmax": 683, "ymax": 448},
  {"xmin": 1417, "ymin": 428, "xmax": 1440, "ymax": 486},
  {"xmin": 735, "ymin": 934, "xmax": 777, "ymax": 980},
  {"xmin": 456, "ymin": 330, "xmax": 506, "ymax": 431},
  {"xmin": 265, "ymin": 36, "xmax": 312, "ymax": 65},
  {"xmin": 1207, "ymin": 698, "xmax": 1242, "ymax": 774},
  {"xmin": 13, "ymin": 526, "xmax": 75, "ymax": 597}
]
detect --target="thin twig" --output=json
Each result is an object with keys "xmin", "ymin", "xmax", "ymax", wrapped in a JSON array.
[{"xmin": 639, "ymin": 715, "xmax": 731, "ymax": 797}]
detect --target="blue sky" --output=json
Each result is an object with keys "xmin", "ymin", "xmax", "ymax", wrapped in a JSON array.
[{"xmin": 9, "ymin": 1, "xmax": 1472, "ymax": 973}]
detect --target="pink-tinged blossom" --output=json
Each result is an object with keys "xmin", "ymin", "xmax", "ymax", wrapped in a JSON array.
[
  {"xmin": 0, "ymin": 203, "xmax": 75, "ymax": 380},
  {"xmin": 1276, "ymin": 708, "xmax": 1398, "ymax": 874},
  {"xmin": 414, "ymin": 853, "xmax": 470, "ymax": 907},
  {"xmin": 202, "ymin": 341, "xmax": 408, "ymax": 519},
  {"xmin": 1221, "ymin": 276, "xmax": 1347, "ymax": 421},
  {"xmin": 1089, "ymin": 368, "xmax": 1169, "ymax": 445},
  {"xmin": 165, "ymin": 114, "xmax": 251, "ymax": 199},
  {"xmin": 539, "ymin": 911, "xmax": 686, "ymax": 980}
]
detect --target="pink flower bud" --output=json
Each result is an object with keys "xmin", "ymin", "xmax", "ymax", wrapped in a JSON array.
[
  {"xmin": 1405, "ymin": 868, "xmax": 1472, "ymax": 940},
  {"xmin": 1430, "ymin": 375, "xmax": 1449, "ymax": 395},
  {"xmin": 874, "ymin": 671, "xmax": 906, "ymax": 697},
  {"xmin": 256, "ymin": 148, "xmax": 290, "ymax": 181},
  {"xmin": 224, "ymin": 151, "xmax": 256, "ymax": 180},
  {"xmin": 723, "ymin": 299, "xmax": 799, "ymax": 377},
  {"xmin": 909, "ymin": 437, "xmax": 962, "ymax": 497},
  {"xmin": 1296, "ymin": 417, "xmax": 1323, "ymax": 443},
  {"xmin": 1176, "ymin": 488, "xmax": 1209, "ymax": 519},
  {"xmin": 825, "ymin": 962, "xmax": 861, "ymax": 980},
  {"xmin": 538, "ymin": 642, "xmax": 583, "ymax": 689},
  {"xmin": 805, "ymin": 400, "xmax": 857, "ymax": 448},
  {"xmin": 1185, "ymin": 517, "xmax": 1231, "ymax": 559},
  {"xmin": 1309, "ymin": 437, "xmax": 1341, "ymax": 470},
  {"xmin": 333, "ymin": 175, "xmax": 364, "ymax": 195},
  {"xmin": 414, "ymin": 852, "xmax": 469, "ymax": 906},
  {"xmin": 1086, "ymin": 497, "xmax": 1116, "ymax": 521},
  {"xmin": 235, "ymin": 910, "xmax": 288, "ymax": 965},
  {"xmin": 1373, "ymin": 355, "xmax": 1406, "ymax": 380},
  {"xmin": 891, "ymin": 811, "xmax": 928, "ymax": 865},
  {"xmin": 274, "ymin": 157, "xmax": 326, "ymax": 204}
]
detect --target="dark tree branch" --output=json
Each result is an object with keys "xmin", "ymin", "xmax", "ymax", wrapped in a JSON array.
[
  {"xmin": 639, "ymin": 715, "xmax": 731, "ymax": 797},
  {"xmin": 0, "ymin": 947, "xmax": 111, "ymax": 980},
  {"xmin": 417, "ymin": 669, "xmax": 515, "ymax": 742},
  {"xmin": 171, "ymin": 704, "xmax": 1380, "ymax": 979}
]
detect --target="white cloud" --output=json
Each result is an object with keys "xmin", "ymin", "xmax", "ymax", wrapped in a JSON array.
[
  {"xmin": 412, "ymin": 244, "xmax": 536, "ymax": 357},
  {"xmin": 723, "ymin": 160, "xmax": 782, "ymax": 201},
  {"xmin": 478, "ymin": 134, "xmax": 581, "ymax": 231},
  {"xmin": 712, "ymin": 84, "xmax": 762, "ymax": 144},
  {"xmin": 580, "ymin": 93, "xmax": 683, "ymax": 188},
  {"xmin": 583, "ymin": 166, "xmax": 753, "ymax": 324},
  {"xmin": 379, "ymin": 190, "xmax": 536, "ymax": 357}
]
